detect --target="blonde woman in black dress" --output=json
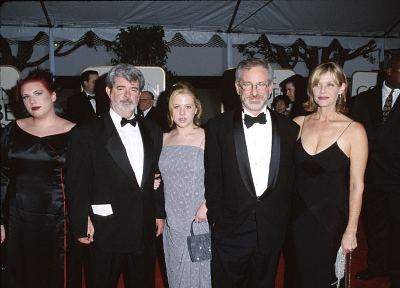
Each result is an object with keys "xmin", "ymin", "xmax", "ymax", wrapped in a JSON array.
[{"xmin": 287, "ymin": 63, "xmax": 368, "ymax": 287}]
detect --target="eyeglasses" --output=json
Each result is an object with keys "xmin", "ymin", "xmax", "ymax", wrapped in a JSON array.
[{"xmin": 239, "ymin": 81, "xmax": 269, "ymax": 91}]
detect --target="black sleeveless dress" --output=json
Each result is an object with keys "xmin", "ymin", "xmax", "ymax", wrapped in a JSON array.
[
  {"xmin": 288, "ymin": 138, "xmax": 350, "ymax": 287},
  {"xmin": 1, "ymin": 122, "xmax": 69, "ymax": 288}
]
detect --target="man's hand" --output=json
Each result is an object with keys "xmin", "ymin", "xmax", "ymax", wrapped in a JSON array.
[
  {"xmin": 153, "ymin": 173, "xmax": 161, "ymax": 190},
  {"xmin": 78, "ymin": 216, "xmax": 95, "ymax": 244},
  {"xmin": 155, "ymin": 218, "xmax": 165, "ymax": 237}
]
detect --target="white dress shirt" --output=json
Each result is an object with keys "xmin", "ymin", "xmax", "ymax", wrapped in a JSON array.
[
  {"xmin": 382, "ymin": 82, "xmax": 400, "ymax": 109},
  {"xmin": 142, "ymin": 106, "xmax": 152, "ymax": 117},
  {"xmin": 110, "ymin": 109, "xmax": 144, "ymax": 186},
  {"xmin": 242, "ymin": 106, "xmax": 272, "ymax": 197}
]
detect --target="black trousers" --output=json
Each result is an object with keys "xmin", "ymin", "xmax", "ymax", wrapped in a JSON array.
[
  {"xmin": 67, "ymin": 239, "xmax": 92, "ymax": 288},
  {"xmin": 156, "ymin": 235, "xmax": 169, "ymax": 288},
  {"xmin": 211, "ymin": 212, "xmax": 280, "ymax": 288},
  {"xmin": 363, "ymin": 182, "xmax": 400, "ymax": 286},
  {"xmin": 90, "ymin": 247, "xmax": 155, "ymax": 288}
]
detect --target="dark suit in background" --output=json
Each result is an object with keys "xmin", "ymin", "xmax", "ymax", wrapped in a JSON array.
[
  {"xmin": 138, "ymin": 91, "xmax": 164, "ymax": 129},
  {"xmin": 143, "ymin": 106, "xmax": 161, "ymax": 123},
  {"xmin": 64, "ymin": 70, "xmax": 109, "ymax": 124},
  {"xmin": 65, "ymin": 90, "xmax": 109, "ymax": 124},
  {"xmin": 350, "ymin": 54, "xmax": 400, "ymax": 286}
]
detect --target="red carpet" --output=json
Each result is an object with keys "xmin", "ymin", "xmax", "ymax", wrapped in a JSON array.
[{"xmin": 112, "ymin": 225, "xmax": 390, "ymax": 288}]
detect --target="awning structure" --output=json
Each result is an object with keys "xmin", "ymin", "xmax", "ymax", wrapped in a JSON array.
[
  {"xmin": 1, "ymin": 1, "xmax": 399, "ymax": 73},
  {"xmin": 2, "ymin": 1, "xmax": 400, "ymax": 38}
]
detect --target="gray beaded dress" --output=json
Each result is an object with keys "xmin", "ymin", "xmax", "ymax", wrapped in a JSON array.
[{"xmin": 159, "ymin": 145, "xmax": 211, "ymax": 288}]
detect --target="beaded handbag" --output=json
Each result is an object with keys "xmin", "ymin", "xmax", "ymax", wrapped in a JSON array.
[
  {"xmin": 187, "ymin": 220, "xmax": 212, "ymax": 262},
  {"xmin": 333, "ymin": 246, "xmax": 352, "ymax": 288}
]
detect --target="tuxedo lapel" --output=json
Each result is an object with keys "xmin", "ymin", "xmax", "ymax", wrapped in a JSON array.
[
  {"xmin": 102, "ymin": 113, "xmax": 140, "ymax": 187},
  {"xmin": 266, "ymin": 110, "xmax": 281, "ymax": 191},
  {"xmin": 371, "ymin": 87, "xmax": 383, "ymax": 126},
  {"xmin": 233, "ymin": 109, "xmax": 257, "ymax": 198},
  {"xmin": 138, "ymin": 118, "xmax": 153, "ymax": 188},
  {"xmin": 256, "ymin": 110, "xmax": 281, "ymax": 200},
  {"xmin": 82, "ymin": 92, "xmax": 96, "ymax": 114}
]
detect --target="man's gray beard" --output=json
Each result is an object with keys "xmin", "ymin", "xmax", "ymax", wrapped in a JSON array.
[
  {"xmin": 243, "ymin": 101, "xmax": 267, "ymax": 113},
  {"xmin": 112, "ymin": 101, "xmax": 136, "ymax": 117}
]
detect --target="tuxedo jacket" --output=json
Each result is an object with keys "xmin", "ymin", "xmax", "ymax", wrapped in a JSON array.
[
  {"xmin": 144, "ymin": 107, "xmax": 160, "ymax": 122},
  {"xmin": 66, "ymin": 112, "xmax": 165, "ymax": 254},
  {"xmin": 205, "ymin": 108, "xmax": 299, "ymax": 254},
  {"xmin": 350, "ymin": 86, "xmax": 400, "ymax": 184},
  {"xmin": 64, "ymin": 91, "xmax": 110, "ymax": 124}
]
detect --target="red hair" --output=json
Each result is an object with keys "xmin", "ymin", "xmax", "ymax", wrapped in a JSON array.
[{"xmin": 16, "ymin": 69, "xmax": 55, "ymax": 100}]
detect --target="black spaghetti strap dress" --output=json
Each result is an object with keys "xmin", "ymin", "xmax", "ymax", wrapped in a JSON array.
[
  {"xmin": 288, "ymin": 129, "xmax": 351, "ymax": 287},
  {"xmin": 1, "ymin": 122, "xmax": 69, "ymax": 288}
]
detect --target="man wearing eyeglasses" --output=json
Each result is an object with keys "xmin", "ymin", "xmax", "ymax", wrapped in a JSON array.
[
  {"xmin": 205, "ymin": 58, "xmax": 299, "ymax": 288},
  {"xmin": 138, "ymin": 91, "xmax": 162, "ymax": 125}
]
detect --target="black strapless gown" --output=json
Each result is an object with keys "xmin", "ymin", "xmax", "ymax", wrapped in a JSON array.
[
  {"xmin": 288, "ymin": 139, "xmax": 350, "ymax": 287},
  {"xmin": 1, "ymin": 122, "xmax": 69, "ymax": 288}
]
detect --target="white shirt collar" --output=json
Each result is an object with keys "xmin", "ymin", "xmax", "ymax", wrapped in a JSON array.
[
  {"xmin": 383, "ymin": 81, "xmax": 400, "ymax": 95},
  {"xmin": 143, "ymin": 106, "xmax": 152, "ymax": 117}
]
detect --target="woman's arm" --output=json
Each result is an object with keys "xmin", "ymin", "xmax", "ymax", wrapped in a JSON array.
[{"xmin": 341, "ymin": 122, "xmax": 368, "ymax": 253}]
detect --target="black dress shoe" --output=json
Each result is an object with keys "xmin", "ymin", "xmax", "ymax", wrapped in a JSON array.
[{"xmin": 355, "ymin": 269, "xmax": 386, "ymax": 280}]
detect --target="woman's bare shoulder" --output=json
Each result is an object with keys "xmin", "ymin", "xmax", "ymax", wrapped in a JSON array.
[{"xmin": 293, "ymin": 115, "xmax": 307, "ymax": 126}]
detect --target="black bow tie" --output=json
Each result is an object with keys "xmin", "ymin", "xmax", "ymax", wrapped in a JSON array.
[
  {"xmin": 87, "ymin": 95, "xmax": 96, "ymax": 101},
  {"xmin": 244, "ymin": 113, "xmax": 267, "ymax": 128},
  {"xmin": 120, "ymin": 116, "xmax": 138, "ymax": 127}
]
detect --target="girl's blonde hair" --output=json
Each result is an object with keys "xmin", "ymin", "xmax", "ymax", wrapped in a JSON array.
[{"xmin": 167, "ymin": 81, "xmax": 202, "ymax": 128}]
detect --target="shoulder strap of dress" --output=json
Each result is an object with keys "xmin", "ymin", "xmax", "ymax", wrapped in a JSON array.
[
  {"xmin": 336, "ymin": 121, "xmax": 354, "ymax": 142},
  {"xmin": 198, "ymin": 132, "xmax": 205, "ymax": 149}
]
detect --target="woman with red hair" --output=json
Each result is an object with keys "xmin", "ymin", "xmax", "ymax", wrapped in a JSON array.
[{"xmin": 1, "ymin": 69, "xmax": 75, "ymax": 288}]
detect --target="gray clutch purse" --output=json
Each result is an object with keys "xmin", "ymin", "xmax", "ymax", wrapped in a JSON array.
[
  {"xmin": 187, "ymin": 220, "xmax": 212, "ymax": 262},
  {"xmin": 333, "ymin": 246, "xmax": 352, "ymax": 288}
]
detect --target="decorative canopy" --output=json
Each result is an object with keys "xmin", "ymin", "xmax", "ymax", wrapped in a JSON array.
[{"xmin": 2, "ymin": 0, "xmax": 399, "ymax": 44}]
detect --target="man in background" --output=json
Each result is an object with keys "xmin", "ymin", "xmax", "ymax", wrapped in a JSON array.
[
  {"xmin": 65, "ymin": 70, "xmax": 109, "ymax": 123},
  {"xmin": 138, "ymin": 91, "xmax": 162, "ymax": 125},
  {"xmin": 351, "ymin": 54, "xmax": 400, "ymax": 287},
  {"xmin": 279, "ymin": 74, "xmax": 307, "ymax": 119}
]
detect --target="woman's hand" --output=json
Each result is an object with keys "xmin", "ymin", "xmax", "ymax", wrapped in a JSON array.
[
  {"xmin": 154, "ymin": 173, "xmax": 161, "ymax": 190},
  {"xmin": 341, "ymin": 230, "xmax": 357, "ymax": 254},
  {"xmin": 1, "ymin": 224, "xmax": 5, "ymax": 244},
  {"xmin": 195, "ymin": 201, "xmax": 207, "ymax": 223}
]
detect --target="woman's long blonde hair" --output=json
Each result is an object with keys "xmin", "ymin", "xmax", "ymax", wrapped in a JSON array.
[
  {"xmin": 167, "ymin": 81, "xmax": 202, "ymax": 128},
  {"xmin": 303, "ymin": 62, "xmax": 349, "ymax": 113}
]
